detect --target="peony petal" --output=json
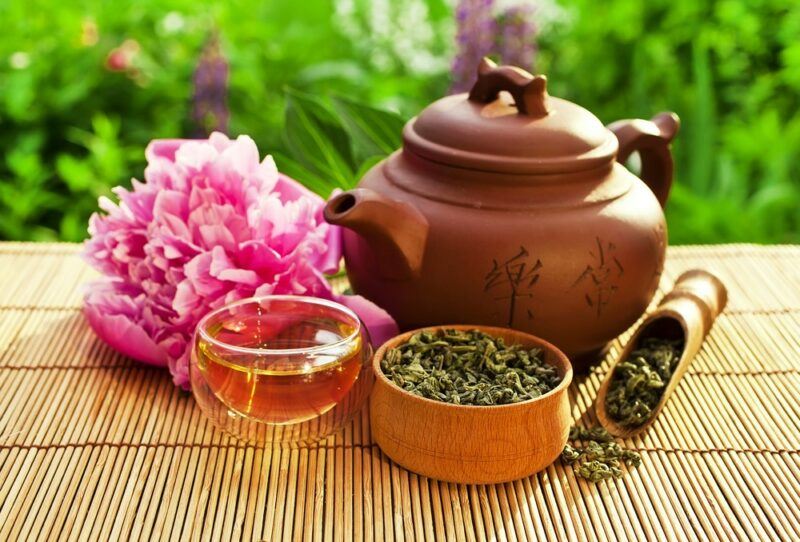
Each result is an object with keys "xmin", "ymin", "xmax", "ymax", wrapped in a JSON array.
[
  {"xmin": 173, "ymin": 280, "xmax": 202, "ymax": 316},
  {"xmin": 208, "ymin": 131, "xmax": 234, "ymax": 152},
  {"xmin": 219, "ymin": 134, "xmax": 261, "ymax": 177},
  {"xmin": 334, "ymin": 294, "xmax": 399, "ymax": 349},
  {"xmin": 145, "ymin": 139, "xmax": 192, "ymax": 162},
  {"xmin": 273, "ymin": 172, "xmax": 314, "ymax": 202},
  {"xmin": 175, "ymin": 140, "xmax": 220, "ymax": 171},
  {"xmin": 167, "ymin": 346, "xmax": 191, "ymax": 390},
  {"xmin": 153, "ymin": 190, "xmax": 189, "ymax": 222},
  {"xmin": 83, "ymin": 282, "xmax": 166, "ymax": 367},
  {"xmin": 236, "ymin": 241, "xmax": 284, "ymax": 275},
  {"xmin": 317, "ymin": 223, "xmax": 342, "ymax": 275},
  {"xmin": 85, "ymin": 310, "xmax": 166, "ymax": 366},
  {"xmin": 198, "ymin": 223, "xmax": 237, "ymax": 251}
]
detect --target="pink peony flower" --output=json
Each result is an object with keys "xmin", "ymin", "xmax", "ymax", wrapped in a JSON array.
[{"xmin": 83, "ymin": 132, "xmax": 397, "ymax": 388}]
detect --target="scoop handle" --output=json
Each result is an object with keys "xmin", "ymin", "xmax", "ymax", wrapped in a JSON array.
[{"xmin": 660, "ymin": 269, "xmax": 728, "ymax": 337}]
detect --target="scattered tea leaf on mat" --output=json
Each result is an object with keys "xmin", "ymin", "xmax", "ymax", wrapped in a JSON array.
[
  {"xmin": 577, "ymin": 460, "xmax": 622, "ymax": 482},
  {"xmin": 569, "ymin": 425, "xmax": 615, "ymax": 443},
  {"xmin": 380, "ymin": 329, "xmax": 562, "ymax": 405},
  {"xmin": 561, "ymin": 444, "xmax": 583, "ymax": 463},
  {"xmin": 605, "ymin": 338, "xmax": 684, "ymax": 427},
  {"xmin": 563, "ymin": 425, "xmax": 642, "ymax": 483}
]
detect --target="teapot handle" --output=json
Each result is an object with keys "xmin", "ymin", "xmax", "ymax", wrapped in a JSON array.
[{"xmin": 608, "ymin": 112, "xmax": 680, "ymax": 208}]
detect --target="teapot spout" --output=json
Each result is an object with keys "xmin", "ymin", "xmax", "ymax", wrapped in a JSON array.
[{"xmin": 324, "ymin": 188, "xmax": 428, "ymax": 279}]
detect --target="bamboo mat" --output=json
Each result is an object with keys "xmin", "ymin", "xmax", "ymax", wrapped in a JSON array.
[{"xmin": 0, "ymin": 242, "xmax": 798, "ymax": 541}]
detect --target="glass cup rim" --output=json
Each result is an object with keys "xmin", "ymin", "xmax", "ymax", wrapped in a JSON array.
[{"xmin": 196, "ymin": 295, "xmax": 362, "ymax": 356}]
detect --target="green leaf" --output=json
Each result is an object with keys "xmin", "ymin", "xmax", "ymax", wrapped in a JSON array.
[
  {"xmin": 5, "ymin": 148, "xmax": 47, "ymax": 184},
  {"xmin": 750, "ymin": 183, "xmax": 800, "ymax": 214},
  {"xmin": 60, "ymin": 211, "xmax": 89, "ymax": 242},
  {"xmin": 56, "ymin": 154, "xmax": 95, "ymax": 193},
  {"xmin": 272, "ymin": 152, "xmax": 340, "ymax": 197},
  {"xmin": 687, "ymin": 40, "xmax": 717, "ymax": 195},
  {"xmin": 283, "ymin": 88, "xmax": 356, "ymax": 189},
  {"xmin": 330, "ymin": 95, "xmax": 406, "ymax": 161},
  {"xmin": 2, "ymin": 71, "xmax": 37, "ymax": 122}
]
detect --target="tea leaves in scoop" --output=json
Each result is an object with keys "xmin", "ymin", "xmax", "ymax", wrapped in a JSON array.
[
  {"xmin": 380, "ymin": 329, "xmax": 562, "ymax": 405},
  {"xmin": 605, "ymin": 337, "xmax": 684, "ymax": 427}
]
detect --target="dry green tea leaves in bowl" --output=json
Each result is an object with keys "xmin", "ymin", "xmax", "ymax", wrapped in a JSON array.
[
  {"xmin": 380, "ymin": 328, "xmax": 562, "ymax": 405},
  {"xmin": 605, "ymin": 337, "xmax": 684, "ymax": 427}
]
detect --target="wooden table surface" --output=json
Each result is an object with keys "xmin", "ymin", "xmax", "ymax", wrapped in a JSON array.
[{"xmin": 0, "ymin": 242, "xmax": 798, "ymax": 541}]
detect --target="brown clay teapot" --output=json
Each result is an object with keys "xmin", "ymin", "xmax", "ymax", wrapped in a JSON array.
[{"xmin": 324, "ymin": 58, "xmax": 679, "ymax": 370}]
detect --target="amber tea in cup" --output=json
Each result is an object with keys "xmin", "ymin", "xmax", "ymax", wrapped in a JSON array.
[{"xmin": 190, "ymin": 296, "xmax": 373, "ymax": 444}]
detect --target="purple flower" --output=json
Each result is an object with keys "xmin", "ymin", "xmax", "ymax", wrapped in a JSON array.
[
  {"xmin": 192, "ymin": 33, "xmax": 229, "ymax": 136},
  {"xmin": 497, "ymin": 5, "xmax": 538, "ymax": 71},
  {"xmin": 83, "ymin": 134, "xmax": 397, "ymax": 388},
  {"xmin": 450, "ymin": 2, "xmax": 541, "ymax": 93},
  {"xmin": 450, "ymin": 0, "xmax": 497, "ymax": 94}
]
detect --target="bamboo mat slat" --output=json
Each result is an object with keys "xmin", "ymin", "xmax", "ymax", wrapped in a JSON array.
[{"xmin": 0, "ymin": 243, "xmax": 799, "ymax": 541}]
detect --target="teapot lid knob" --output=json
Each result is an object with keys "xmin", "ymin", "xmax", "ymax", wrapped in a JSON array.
[{"xmin": 467, "ymin": 57, "xmax": 550, "ymax": 118}]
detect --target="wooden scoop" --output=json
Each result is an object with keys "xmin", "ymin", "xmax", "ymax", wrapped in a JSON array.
[{"xmin": 596, "ymin": 269, "xmax": 728, "ymax": 438}]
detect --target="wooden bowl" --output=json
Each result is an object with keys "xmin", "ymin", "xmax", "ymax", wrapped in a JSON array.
[{"xmin": 369, "ymin": 325, "xmax": 573, "ymax": 484}]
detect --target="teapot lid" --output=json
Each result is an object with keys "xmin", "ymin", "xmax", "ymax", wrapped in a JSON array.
[{"xmin": 403, "ymin": 58, "xmax": 618, "ymax": 174}]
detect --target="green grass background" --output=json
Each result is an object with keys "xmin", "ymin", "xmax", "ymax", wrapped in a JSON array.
[{"xmin": 1, "ymin": 0, "xmax": 797, "ymax": 244}]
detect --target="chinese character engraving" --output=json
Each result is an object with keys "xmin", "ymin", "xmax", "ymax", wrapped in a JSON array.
[
  {"xmin": 571, "ymin": 237, "xmax": 624, "ymax": 317},
  {"xmin": 484, "ymin": 246, "xmax": 542, "ymax": 327}
]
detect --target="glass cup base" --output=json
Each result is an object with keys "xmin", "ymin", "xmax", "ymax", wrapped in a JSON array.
[{"xmin": 191, "ymin": 363, "xmax": 374, "ymax": 446}]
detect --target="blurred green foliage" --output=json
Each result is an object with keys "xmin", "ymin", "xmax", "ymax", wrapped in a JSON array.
[
  {"xmin": 538, "ymin": 0, "xmax": 800, "ymax": 243},
  {"xmin": 0, "ymin": 0, "xmax": 797, "ymax": 244}
]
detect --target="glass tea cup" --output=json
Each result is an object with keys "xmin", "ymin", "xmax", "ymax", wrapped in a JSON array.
[{"xmin": 190, "ymin": 295, "xmax": 373, "ymax": 445}]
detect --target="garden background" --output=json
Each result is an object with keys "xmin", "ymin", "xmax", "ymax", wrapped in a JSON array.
[{"xmin": 1, "ymin": 0, "xmax": 798, "ymax": 244}]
